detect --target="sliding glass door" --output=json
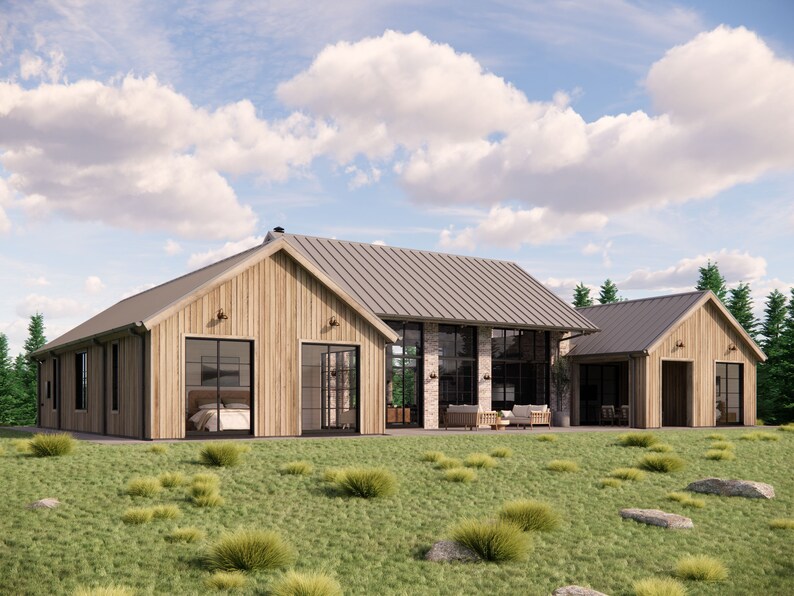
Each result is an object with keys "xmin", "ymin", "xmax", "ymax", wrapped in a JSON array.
[
  {"xmin": 385, "ymin": 321, "xmax": 423, "ymax": 427},
  {"xmin": 301, "ymin": 344, "xmax": 359, "ymax": 433},
  {"xmin": 185, "ymin": 338, "xmax": 253, "ymax": 435},
  {"xmin": 715, "ymin": 362, "xmax": 743, "ymax": 425}
]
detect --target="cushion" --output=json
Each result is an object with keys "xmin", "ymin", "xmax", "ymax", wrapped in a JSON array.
[
  {"xmin": 198, "ymin": 403, "xmax": 222, "ymax": 410},
  {"xmin": 224, "ymin": 403, "xmax": 249, "ymax": 409},
  {"xmin": 501, "ymin": 410, "xmax": 515, "ymax": 419},
  {"xmin": 528, "ymin": 404, "xmax": 549, "ymax": 413},
  {"xmin": 447, "ymin": 404, "xmax": 479, "ymax": 413},
  {"xmin": 512, "ymin": 404, "xmax": 531, "ymax": 418}
]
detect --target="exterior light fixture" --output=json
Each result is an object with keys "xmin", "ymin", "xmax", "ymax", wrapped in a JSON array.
[
  {"xmin": 728, "ymin": 343, "xmax": 737, "ymax": 351},
  {"xmin": 330, "ymin": 370, "xmax": 337, "ymax": 378},
  {"xmin": 675, "ymin": 339, "xmax": 685, "ymax": 348},
  {"xmin": 429, "ymin": 371, "xmax": 438, "ymax": 379},
  {"xmin": 216, "ymin": 309, "xmax": 229, "ymax": 320},
  {"xmin": 483, "ymin": 373, "xmax": 491, "ymax": 380},
  {"xmin": 329, "ymin": 316, "xmax": 341, "ymax": 327}
]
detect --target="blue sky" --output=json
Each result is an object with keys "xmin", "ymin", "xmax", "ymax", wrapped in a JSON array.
[{"xmin": 1, "ymin": 0, "xmax": 793, "ymax": 355}]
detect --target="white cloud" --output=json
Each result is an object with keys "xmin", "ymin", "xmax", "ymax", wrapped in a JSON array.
[
  {"xmin": 19, "ymin": 49, "xmax": 66, "ymax": 83},
  {"xmin": 188, "ymin": 235, "xmax": 264, "ymax": 270},
  {"xmin": 15, "ymin": 294, "xmax": 86, "ymax": 319},
  {"xmin": 438, "ymin": 205, "xmax": 607, "ymax": 251},
  {"xmin": 25, "ymin": 276, "xmax": 50, "ymax": 286},
  {"xmin": 344, "ymin": 164, "xmax": 381, "ymax": 189},
  {"xmin": 582, "ymin": 240, "xmax": 613, "ymax": 267},
  {"xmin": 371, "ymin": 240, "xmax": 386, "ymax": 246},
  {"xmin": 164, "ymin": 239, "xmax": 182, "ymax": 255},
  {"xmin": 620, "ymin": 249, "xmax": 767, "ymax": 291},
  {"xmin": 84, "ymin": 275, "xmax": 105, "ymax": 295}
]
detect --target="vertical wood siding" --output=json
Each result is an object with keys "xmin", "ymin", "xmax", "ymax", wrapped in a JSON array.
[
  {"xmin": 149, "ymin": 250, "xmax": 387, "ymax": 439},
  {"xmin": 38, "ymin": 358, "xmax": 57, "ymax": 429},
  {"xmin": 104, "ymin": 335, "xmax": 142, "ymax": 438}
]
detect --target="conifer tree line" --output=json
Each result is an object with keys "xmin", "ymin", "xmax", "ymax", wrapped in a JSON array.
[
  {"xmin": 0, "ymin": 314, "xmax": 46, "ymax": 425},
  {"xmin": 572, "ymin": 261, "xmax": 794, "ymax": 424}
]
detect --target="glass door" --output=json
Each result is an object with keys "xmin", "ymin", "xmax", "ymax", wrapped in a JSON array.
[
  {"xmin": 301, "ymin": 344, "xmax": 359, "ymax": 433},
  {"xmin": 715, "ymin": 363, "xmax": 743, "ymax": 425},
  {"xmin": 385, "ymin": 321, "xmax": 423, "ymax": 427}
]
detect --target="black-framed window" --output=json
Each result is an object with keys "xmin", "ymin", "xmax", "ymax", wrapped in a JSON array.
[
  {"xmin": 491, "ymin": 329, "xmax": 549, "ymax": 411},
  {"xmin": 301, "ymin": 344, "xmax": 359, "ymax": 432},
  {"xmin": 579, "ymin": 363, "xmax": 622, "ymax": 425},
  {"xmin": 716, "ymin": 362, "xmax": 743, "ymax": 425},
  {"xmin": 75, "ymin": 352, "xmax": 87, "ymax": 410},
  {"xmin": 53, "ymin": 358, "xmax": 59, "ymax": 410},
  {"xmin": 385, "ymin": 321, "xmax": 423, "ymax": 426},
  {"xmin": 111, "ymin": 343, "xmax": 120, "ymax": 412},
  {"xmin": 438, "ymin": 325, "xmax": 477, "ymax": 408},
  {"xmin": 45, "ymin": 381, "xmax": 51, "ymax": 401}
]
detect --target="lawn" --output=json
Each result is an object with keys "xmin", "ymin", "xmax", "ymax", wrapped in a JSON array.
[{"xmin": 1, "ymin": 427, "xmax": 792, "ymax": 595}]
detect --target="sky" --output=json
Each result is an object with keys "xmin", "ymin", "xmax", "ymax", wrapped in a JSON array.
[{"xmin": 1, "ymin": 0, "xmax": 794, "ymax": 356}]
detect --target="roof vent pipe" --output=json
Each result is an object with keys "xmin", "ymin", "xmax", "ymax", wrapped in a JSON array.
[{"xmin": 273, "ymin": 226, "xmax": 285, "ymax": 233}]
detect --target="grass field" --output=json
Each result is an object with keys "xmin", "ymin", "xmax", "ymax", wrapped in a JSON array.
[{"xmin": 1, "ymin": 427, "xmax": 792, "ymax": 595}]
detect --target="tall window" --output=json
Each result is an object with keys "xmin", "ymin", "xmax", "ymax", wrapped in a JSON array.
[
  {"xmin": 491, "ymin": 329, "xmax": 549, "ymax": 411},
  {"xmin": 716, "ymin": 362, "xmax": 743, "ymax": 425},
  {"xmin": 111, "ymin": 343, "xmax": 120, "ymax": 412},
  {"xmin": 438, "ymin": 325, "xmax": 477, "ymax": 408},
  {"xmin": 75, "ymin": 352, "xmax": 87, "ymax": 410},
  {"xmin": 53, "ymin": 358, "xmax": 59, "ymax": 410},
  {"xmin": 385, "ymin": 321, "xmax": 423, "ymax": 426}
]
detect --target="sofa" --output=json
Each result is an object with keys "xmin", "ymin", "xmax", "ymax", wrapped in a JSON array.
[
  {"xmin": 501, "ymin": 404, "xmax": 552, "ymax": 429},
  {"xmin": 443, "ymin": 404, "xmax": 499, "ymax": 430}
]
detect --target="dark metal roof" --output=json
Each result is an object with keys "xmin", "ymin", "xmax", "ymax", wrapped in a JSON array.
[
  {"xmin": 283, "ymin": 234, "xmax": 598, "ymax": 332},
  {"xmin": 569, "ymin": 291, "xmax": 708, "ymax": 357}
]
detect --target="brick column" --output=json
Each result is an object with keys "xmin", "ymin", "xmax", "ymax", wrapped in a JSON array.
[
  {"xmin": 477, "ymin": 326, "xmax": 492, "ymax": 411},
  {"xmin": 550, "ymin": 331, "xmax": 571, "ymax": 415},
  {"xmin": 423, "ymin": 323, "xmax": 439, "ymax": 429}
]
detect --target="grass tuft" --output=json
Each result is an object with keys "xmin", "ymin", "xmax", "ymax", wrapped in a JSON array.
[
  {"xmin": 280, "ymin": 461, "xmax": 314, "ymax": 476},
  {"xmin": 608, "ymin": 467, "xmax": 646, "ymax": 481},
  {"xmin": 648, "ymin": 443, "xmax": 674, "ymax": 453},
  {"xmin": 450, "ymin": 518, "xmax": 530, "ymax": 562},
  {"xmin": 29, "ymin": 433, "xmax": 75, "ymax": 457},
  {"xmin": 193, "ymin": 473, "xmax": 220, "ymax": 486},
  {"xmin": 151, "ymin": 504, "xmax": 181, "ymax": 520},
  {"xmin": 740, "ymin": 431, "xmax": 779, "ymax": 442},
  {"xmin": 193, "ymin": 493, "xmax": 225, "ymax": 508},
  {"xmin": 148, "ymin": 444, "xmax": 168, "ymax": 454},
  {"xmin": 204, "ymin": 571, "xmax": 246, "ymax": 590},
  {"xmin": 778, "ymin": 423, "xmax": 794, "ymax": 433},
  {"xmin": 536, "ymin": 434, "xmax": 558, "ymax": 442},
  {"xmin": 121, "ymin": 507, "xmax": 154, "ymax": 525},
  {"xmin": 321, "ymin": 468, "xmax": 343, "ymax": 483},
  {"xmin": 674, "ymin": 554, "xmax": 728, "ymax": 581},
  {"xmin": 667, "ymin": 492, "xmax": 705, "ymax": 508},
  {"xmin": 200, "ymin": 442, "xmax": 246, "ymax": 467},
  {"xmin": 159, "ymin": 472, "xmax": 186, "ymax": 488},
  {"xmin": 73, "ymin": 586, "xmax": 135, "ymax": 596},
  {"xmin": 498, "ymin": 499, "xmax": 561, "ymax": 532},
  {"xmin": 769, "ymin": 518, "xmax": 794, "ymax": 530},
  {"xmin": 464, "ymin": 453, "xmax": 497, "ymax": 469},
  {"xmin": 633, "ymin": 577, "xmax": 687, "ymax": 596},
  {"xmin": 205, "ymin": 529, "xmax": 296, "ymax": 572},
  {"xmin": 167, "ymin": 527, "xmax": 205, "ymax": 543},
  {"xmin": 269, "ymin": 570, "xmax": 343, "ymax": 596},
  {"xmin": 420, "ymin": 450, "xmax": 445, "ymax": 462},
  {"xmin": 443, "ymin": 467, "xmax": 477, "ymax": 483},
  {"xmin": 637, "ymin": 454, "xmax": 685, "ymax": 473},
  {"xmin": 489, "ymin": 446, "xmax": 513, "ymax": 458},
  {"xmin": 617, "ymin": 432, "xmax": 658, "ymax": 447},
  {"xmin": 11, "ymin": 438, "xmax": 31, "ymax": 453},
  {"xmin": 599, "ymin": 478, "xmax": 622, "ymax": 489},
  {"xmin": 333, "ymin": 467, "xmax": 396, "ymax": 498},
  {"xmin": 545, "ymin": 459, "xmax": 579, "ymax": 473},
  {"xmin": 705, "ymin": 449, "xmax": 736, "ymax": 461},
  {"xmin": 435, "ymin": 457, "xmax": 463, "ymax": 470},
  {"xmin": 126, "ymin": 477, "xmax": 162, "ymax": 498},
  {"xmin": 709, "ymin": 441, "xmax": 735, "ymax": 451},
  {"xmin": 706, "ymin": 433, "xmax": 727, "ymax": 440}
]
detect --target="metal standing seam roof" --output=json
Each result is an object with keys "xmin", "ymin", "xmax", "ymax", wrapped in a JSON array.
[
  {"xmin": 568, "ymin": 291, "xmax": 709, "ymax": 357},
  {"xmin": 283, "ymin": 234, "xmax": 598, "ymax": 332},
  {"xmin": 36, "ymin": 232, "xmax": 598, "ymax": 355}
]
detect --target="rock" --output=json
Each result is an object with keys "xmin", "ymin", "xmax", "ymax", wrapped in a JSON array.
[
  {"xmin": 27, "ymin": 498, "xmax": 61, "ymax": 509},
  {"xmin": 686, "ymin": 478, "xmax": 775, "ymax": 499},
  {"xmin": 552, "ymin": 586, "xmax": 609, "ymax": 596},
  {"xmin": 620, "ymin": 508, "xmax": 693, "ymax": 529},
  {"xmin": 425, "ymin": 540, "xmax": 481, "ymax": 562}
]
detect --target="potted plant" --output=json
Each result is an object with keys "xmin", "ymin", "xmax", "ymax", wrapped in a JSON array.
[{"xmin": 551, "ymin": 355, "xmax": 571, "ymax": 427}]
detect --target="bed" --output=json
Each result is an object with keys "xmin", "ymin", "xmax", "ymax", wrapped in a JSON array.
[{"xmin": 187, "ymin": 389, "xmax": 251, "ymax": 432}]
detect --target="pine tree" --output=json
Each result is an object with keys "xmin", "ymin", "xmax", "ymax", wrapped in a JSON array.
[
  {"xmin": 776, "ymin": 289, "xmax": 794, "ymax": 423},
  {"xmin": 598, "ymin": 279, "xmax": 620, "ymax": 304},
  {"xmin": 727, "ymin": 282, "xmax": 756, "ymax": 338},
  {"xmin": 572, "ymin": 283, "xmax": 594, "ymax": 308},
  {"xmin": 4, "ymin": 314, "xmax": 48, "ymax": 426},
  {"xmin": 757, "ymin": 290, "xmax": 789, "ymax": 424},
  {"xmin": 696, "ymin": 259, "xmax": 727, "ymax": 303},
  {"xmin": 0, "ymin": 333, "xmax": 17, "ymax": 425},
  {"xmin": 760, "ymin": 289, "xmax": 787, "ymax": 349}
]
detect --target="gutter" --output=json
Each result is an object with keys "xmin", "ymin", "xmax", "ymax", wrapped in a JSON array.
[{"xmin": 32, "ymin": 322, "xmax": 147, "ymax": 359}]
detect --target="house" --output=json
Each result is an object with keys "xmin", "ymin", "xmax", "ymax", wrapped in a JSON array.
[
  {"xmin": 32, "ymin": 229, "xmax": 597, "ymax": 439},
  {"xmin": 567, "ymin": 291, "xmax": 766, "ymax": 428}
]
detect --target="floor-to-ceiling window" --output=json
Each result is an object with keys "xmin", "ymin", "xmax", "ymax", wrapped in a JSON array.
[
  {"xmin": 385, "ymin": 321, "xmax": 422, "ymax": 427},
  {"xmin": 715, "ymin": 362, "xmax": 743, "ymax": 425},
  {"xmin": 185, "ymin": 338, "xmax": 253, "ymax": 435},
  {"xmin": 301, "ymin": 344, "xmax": 359, "ymax": 433},
  {"xmin": 438, "ymin": 325, "xmax": 477, "ymax": 414},
  {"xmin": 491, "ymin": 329, "xmax": 550, "ymax": 411},
  {"xmin": 579, "ymin": 363, "xmax": 622, "ymax": 425}
]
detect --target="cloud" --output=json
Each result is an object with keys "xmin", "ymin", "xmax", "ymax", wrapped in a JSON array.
[
  {"xmin": 19, "ymin": 48, "xmax": 66, "ymax": 83},
  {"xmin": 84, "ymin": 276, "xmax": 105, "ymax": 295},
  {"xmin": 582, "ymin": 240, "xmax": 613, "ymax": 267},
  {"xmin": 188, "ymin": 235, "xmax": 264, "ymax": 270},
  {"xmin": 371, "ymin": 240, "xmax": 386, "ymax": 246},
  {"xmin": 25, "ymin": 276, "xmax": 50, "ymax": 286},
  {"xmin": 16, "ymin": 294, "xmax": 86, "ymax": 319},
  {"xmin": 439, "ymin": 205, "xmax": 607, "ymax": 251},
  {"xmin": 620, "ymin": 249, "xmax": 767, "ymax": 291},
  {"xmin": 164, "ymin": 239, "xmax": 182, "ymax": 255}
]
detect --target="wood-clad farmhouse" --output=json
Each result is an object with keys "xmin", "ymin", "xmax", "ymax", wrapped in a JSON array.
[
  {"xmin": 568, "ymin": 291, "xmax": 766, "ymax": 428},
  {"xmin": 33, "ymin": 230, "xmax": 596, "ymax": 439}
]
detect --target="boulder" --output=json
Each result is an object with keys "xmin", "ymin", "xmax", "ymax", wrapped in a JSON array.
[
  {"xmin": 552, "ymin": 586, "xmax": 609, "ymax": 596},
  {"xmin": 27, "ymin": 498, "xmax": 61, "ymax": 509},
  {"xmin": 620, "ymin": 508, "xmax": 693, "ymax": 529},
  {"xmin": 425, "ymin": 540, "xmax": 481, "ymax": 563},
  {"xmin": 686, "ymin": 478, "xmax": 775, "ymax": 499}
]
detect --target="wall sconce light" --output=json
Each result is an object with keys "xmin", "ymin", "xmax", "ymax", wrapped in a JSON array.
[
  {"xmin": 728, "ymin": 343, "xmax": 737, "ymax": 351},
  {"xmin": 429, "ymin": 371, "xmax": 438, "ymax": 379},
  {"xmin": 675, "ymin": 339, "xmax": 685, "ymax": 348},
  {"xmin": 483, "ymin": 373, "xmax": 491, "ymax": 380},
  {"xmin": 330, "ymin": 370, "xmax": 337, "ymax": 378},
  {"xmin": 216, "ymin": 309, "xmax": 229, "ymax": 320},
  {"xmin": 329, "ymin": 316, "xmax": 341, "ymax": 327}
]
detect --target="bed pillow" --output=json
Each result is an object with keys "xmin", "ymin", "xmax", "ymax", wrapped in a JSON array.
[
  {"xmin": 198, "ymin": 403, "xmax": 222, "ymax": 410},
  {"xmin": 224, "ymin": 403, "xmax": 249, "ymax": 409}
]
